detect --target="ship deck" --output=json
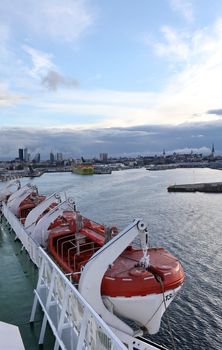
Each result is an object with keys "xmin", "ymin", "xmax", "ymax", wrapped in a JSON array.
[{"xmin": 0, "ymin": 220, "xmax": 54, "ymax": 349}]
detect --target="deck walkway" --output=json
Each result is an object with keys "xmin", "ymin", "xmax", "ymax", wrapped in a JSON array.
[{"xmin": 0, "ymin": 220, "xmax": 54, "ymax": 350}]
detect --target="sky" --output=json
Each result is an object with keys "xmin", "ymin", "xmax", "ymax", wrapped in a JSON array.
[{"xmin": 1, "ymin": 0, "xmax": 222, "ymax": 159}]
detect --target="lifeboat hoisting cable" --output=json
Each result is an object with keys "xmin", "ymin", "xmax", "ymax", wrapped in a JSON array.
[
  {"xmin": 156, "ymin": 274, "xmax": 177, "ymax": 350},
  {"xmin": 138, "ymin": 227, "xmax": 150, "ymax": 268}
]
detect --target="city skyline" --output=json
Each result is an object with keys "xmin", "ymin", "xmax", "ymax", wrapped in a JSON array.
[
  {"xmin": 1, "ymin": 1, "xmax": 222, "ymax": 155},
  {"xmin": 0, "ymin": 136, "xmax": 217, "ymax": 162}
]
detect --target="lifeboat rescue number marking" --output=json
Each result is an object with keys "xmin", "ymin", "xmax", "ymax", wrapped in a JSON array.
[{"xmin": 165, "ymin": 293, "xmax": 173, "ymax": 301}]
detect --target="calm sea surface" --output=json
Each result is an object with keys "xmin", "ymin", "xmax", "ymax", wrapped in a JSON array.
[{"xmin": 2, "ymin": 168, "xmax": 222, "ymax": 349}]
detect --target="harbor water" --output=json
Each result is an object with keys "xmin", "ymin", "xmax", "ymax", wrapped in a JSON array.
[{"xmin": 1, "ymin": 167, "xmax": 222, "ymax": 349}]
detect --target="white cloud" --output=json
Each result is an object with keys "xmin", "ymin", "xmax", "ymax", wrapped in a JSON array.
[
  {"xmin": 0, "ymin": 0, "xmax": 94, "ymax": 42},
  {"xmin": 0, "ymin": 24, "xmax": 10, "ymax": 50},
  {"xmin": 132, "ymin": 19, "xmax": 222, "ymax": 124},
  {"xmin": 0, "ymin": 24, "xmax": 9, "ymax": 40},
  {"xmin": 154, "ymin": 26, "xmax": 190, "ymax": 61},
  {"xmin": 173, "ymin": 146, "xmax": 210, "ymax": 154},
  {"xmin": 0, "ymin": 85, "xmax": 25, "ymax": 106},
  {"xmin": 23, "ymin": 45, "xmax": 55, "ymax": 79},
  {"xmin": 169, "ymin": 0, "xmax": 194, "ymax": 22},
  {"xmin": 22, "ymin": 46, "xmax": 80, "ymax": 91},
  {"xmin": 2, "ymin": 9, "xmax": 222, "ymax": 132}
]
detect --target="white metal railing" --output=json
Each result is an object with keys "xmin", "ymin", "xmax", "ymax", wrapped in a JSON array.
[
  {"xmin": 30, "ymin": 247, "xmax": 127, "ymax": 350},
  {"xmin": 2, "ymin": 203, "xmax": 126, "ymax": 350},
  {"xmin": 2, "ymin": 203, "xmax": 41, "ymax": 267}
]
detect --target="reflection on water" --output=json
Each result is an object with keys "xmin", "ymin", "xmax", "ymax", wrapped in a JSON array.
[{"xmin": 1, "ymin": 168, "xmax": 222, "ymax": 349}]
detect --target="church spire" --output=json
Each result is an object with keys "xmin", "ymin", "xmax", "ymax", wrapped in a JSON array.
[{"xmin": 211, "ymin": 143, "xmax": 215, "ymax": 158}]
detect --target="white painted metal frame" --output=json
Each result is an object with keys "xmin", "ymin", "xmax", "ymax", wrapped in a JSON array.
[
  {"xmin": 3, "ymin": 203, "xmax": 126, "ymax": 349},
  {"xmin": 30, "ymin": 247, "xmax": 127, "ymax": 350},
  {"xmin": 3, "ymin": 203, "xmax": 41, "ymax": 266}
]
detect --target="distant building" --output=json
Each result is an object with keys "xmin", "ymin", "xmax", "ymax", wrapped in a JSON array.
[
  {"xmin": 57, "ymin": 153, "xmax": 63, "ymax": 162},
  {"xmin": 34, "ymin": 153, "xmax": 40, "ymax": 163},
  {"xmin": 100, "ymin": 153, "xmax": 108, "ymax": 162},
  {"xmin": 163, "ymin": 149, "xmax": 166, "ymax": 158},
  {"xmin": 24, "ymin": 148, "xmax": 28, "ymax": 162},
  {"xmin": 18, "ymin": 148, "xmax": 23, "ymax": 161},
  {"xmin": 50, "ymin": 152, "xmax": 55, "ymax": 163},
  {"xmin": 211, "ymin": 143, "xmax": 215, "ymax": 158}
]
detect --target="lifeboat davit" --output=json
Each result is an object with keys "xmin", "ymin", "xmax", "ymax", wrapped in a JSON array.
[
  {"xmin": 7, "ymin": 184, "xmax": 46, "ymax": 222},
  {"xmin": 47, "ymin": 213, "xmax": 184, "ymax": 335}
]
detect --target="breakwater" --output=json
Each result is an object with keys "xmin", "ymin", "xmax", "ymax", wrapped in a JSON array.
[{"xmin": 168, "ymin": 182, "xmax": 222, "ymax": 193}]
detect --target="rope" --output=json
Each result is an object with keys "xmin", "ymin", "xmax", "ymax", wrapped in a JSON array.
[{"xmin": 156, "ymin": 275, "xmax": 177, "ymax": 350}]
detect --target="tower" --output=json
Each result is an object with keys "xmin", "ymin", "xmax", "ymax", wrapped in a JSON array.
[
  {"xmin": 24, "ymin": 148, "xmax": 28, "ymax": 162},
  {"xmin": 211, "ymin": 143, "xmax": 215, "ymax": 158},
  {"xmin": 18, "ymin": 148, "xmax": 23, "ymax": 161},
  {"xmin": 100, "ymin": 153, "xmax": 108, "ymax": 162},
  {"xmin": 163, "ymin": 149, "xmax": 166, "ymax": 158},
  {"xmin": 50, "ymin": 151, "xmax": 55, "ymax": 163}
]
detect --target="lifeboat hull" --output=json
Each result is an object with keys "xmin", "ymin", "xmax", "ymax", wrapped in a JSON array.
[{"xmin": 103, "ymin": 285, "xmax": 182, "ymax": 334}]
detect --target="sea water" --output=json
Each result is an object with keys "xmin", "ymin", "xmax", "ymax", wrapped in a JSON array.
[{"xmin": 1, "ymin": 167, "xmax": 222, "ymax": 349}]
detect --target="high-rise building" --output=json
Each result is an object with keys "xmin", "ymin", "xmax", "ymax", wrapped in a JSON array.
[
  {"xmin": 50, "ymin": 151, "xmax": 55, "ymax": 163},
  {"xmin": 18, "ymin": 148, "xmax": 23, "ymax": 161},
  {"xmin": 163, "ymin": 149, "xmax": 166, "ymax": 158},
  {"xmin": 57, "ymin": 153, "xmax": 63, "ymax": 162},
  {"xmin": 211, "ymin": 143, "xmax": 215, "ymax": 158},
  {"xmin": 34, "ymin": 153, "xmax": 40, "ymax": 163},
  {"xmin": 24, "ymin": 148, "xmax": 28, "ymax": 162},
  {"xmin": 100, "ymin": 153, "xmax": 108, "ymax": 162}
]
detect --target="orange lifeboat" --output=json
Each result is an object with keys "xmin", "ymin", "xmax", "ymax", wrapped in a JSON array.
[
  {"xmin": 102, "ymin": 248, "xmax": 184, "ymax": 297},
  {"xmin": 48, "ymin": 218, "xmax": 184, "ymax": 294},
  {"xmin": 18, "ymin": 192, "xmax": 46, "ymax": 223}
]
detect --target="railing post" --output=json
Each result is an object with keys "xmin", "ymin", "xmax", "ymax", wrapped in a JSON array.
[
  {"xmin": 30, "ymin": 255, "xmax": 45, "ymax": 322},
  {"xmin": 76, "ymin": 308, "xmax": 89, "ymax": 350},
  {"xmin": 38, "ymin": 314, "xmax": 47, "ymax": 345},
  {"xmin": 39, "ymin": 267, "xmax": 57, "ymax": 344},
  {"xmin": 54, "ymin": 285, "xmax": 70, "ymax": 350}
]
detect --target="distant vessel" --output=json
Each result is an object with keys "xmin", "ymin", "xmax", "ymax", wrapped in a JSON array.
[
  {"xmin": 72, "ymin": 163, "xmax": 94, "ymax": 175},
  {"xmin": 94, "ymin": 165, "xmax": 112, "ymax": 174}
]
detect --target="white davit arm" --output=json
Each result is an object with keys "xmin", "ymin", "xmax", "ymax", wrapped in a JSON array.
[
  {"xmin": 0, "ymin": 179, "xmax": 21, "ymax": 202},
  {"xmin": 78, "ymin": 219, "xmax": 148, "ymax": 336},
  {"xmin": 7, "ymin": 184, "xmax": 36, "ymax": 216},
  {"xmin": 30, "ymin": 199, "xmax": 75, "ymax": 247},
  {"xmin": 24, "ymin": 193, "xmax": 61, "ymax": 233}
]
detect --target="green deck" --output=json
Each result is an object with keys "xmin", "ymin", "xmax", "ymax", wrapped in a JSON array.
[{"xmin": 0, "ymin": 219, "xmax": 55, "ymax": 350}]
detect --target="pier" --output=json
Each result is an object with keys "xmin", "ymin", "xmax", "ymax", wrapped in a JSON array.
[{"xmin": 168, "ymin": 182, "xmax": 222, "ymax": 193}]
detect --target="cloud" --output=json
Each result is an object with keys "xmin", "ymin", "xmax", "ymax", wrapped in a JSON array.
[
  {"xmin": 42, "ymin": 70, "xmax": 79, "ymax": 91},
  {"xmin": 153, "ymin": 26, "xmax": 190, "ymax": 61},
  {"xmin": 172, "ymin": 146, "xmax": 210, "ymax": 154},
  {"xmin": 0, "ymin": 23, "xmax": 10, "ymax": 55},
  {"xmin": 23, "ymin": 45, "xmax": 55, "ymax": 78},
  {"xmin": 132, "ymin": 18, "xmax": 222, "ymax": 126},
  {"xmin": 207, "ymin": 109, "xmax": 222, "ymax": 116},
  {"xmin": 0, "ymin": 86, "xmax": 25, "ymax": 106},
  {"xmin": 169, "ymin": 0, "xmax": 194, "ymax": 22},
  {"xmin": 0, "ymin": 122, "xmax": 221, "ymax": 160},
  {"xmin": 22, "ymin": 46, "xmax": 79, "ymax": 91},
  {"xmin": 0, "ymin": 0, "xmax": 95, "ymax": 42}
]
